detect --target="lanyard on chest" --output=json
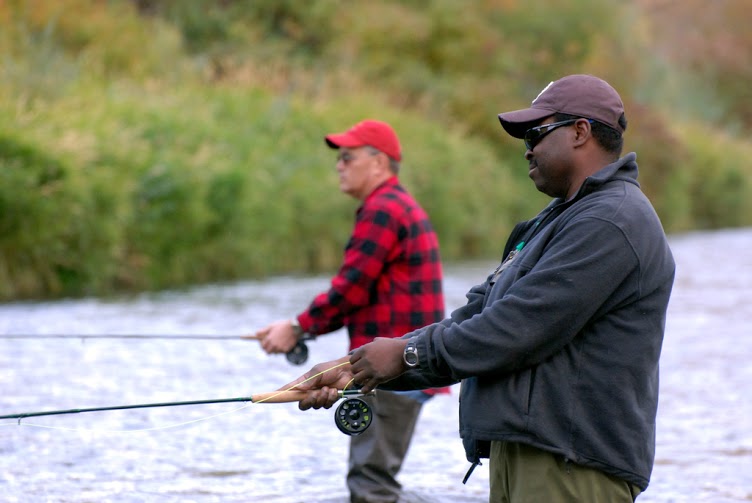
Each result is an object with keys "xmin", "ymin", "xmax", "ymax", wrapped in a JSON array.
[{"xmin": 490, "ymin": 203, "xmax": 566, "ymax": 285}]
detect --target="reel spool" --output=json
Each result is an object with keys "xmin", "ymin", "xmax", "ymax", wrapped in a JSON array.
[
  {"xmin": 334, "ymin": 397, "xmax": 372, "ymax": 436},
  {"xmin": 286, "ymin": 340, "xmax": 309, "ymax": 366}
]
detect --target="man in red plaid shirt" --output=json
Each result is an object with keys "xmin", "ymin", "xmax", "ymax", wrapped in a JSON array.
[{"xmin": 255, "ymin": 119, "xmax": 447, "ymax": 503}]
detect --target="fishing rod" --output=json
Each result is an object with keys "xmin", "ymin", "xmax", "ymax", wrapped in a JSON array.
[
  {"xmin": 0, "ymin": 388, "xmax": 373, "ymax": 436},
  {"xmin": 0, "ymin": 333, "xmax": 314, "ymax": 366}
]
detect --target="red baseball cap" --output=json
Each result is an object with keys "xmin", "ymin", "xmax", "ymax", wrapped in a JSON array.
[
  {"xmin": 498, "ymin": 74, "xmax": 625, "ymax": 139},
  {"xmin": 325, "ymin": 119, "xmax": 402, "ymax": 162}
]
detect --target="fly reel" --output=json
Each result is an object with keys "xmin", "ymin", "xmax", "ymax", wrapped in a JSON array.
[
  {"xmin": 285, "ymin": 340, "xmax": 309, "ymax": 366},
  {"xmin": 334, "ymin": 397, "xmax": 372, "ymax": 436}
]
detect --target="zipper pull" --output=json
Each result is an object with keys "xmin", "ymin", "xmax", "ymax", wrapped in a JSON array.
[
  {"xmin": 462, "ymin": 458, "xmax": 483, "ymax": 484},
  {"xmin": 490, "ymin": 241, "xmax": 526, "ymax": 284}
]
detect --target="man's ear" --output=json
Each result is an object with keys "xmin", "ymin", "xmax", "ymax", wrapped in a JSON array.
[
  {"xmin": 572, "ymin": 119, "xmax": 592, "ymax": 147},
  {"xmin": 375, "ymin": 151, "xmax": 391, "ymax": 173}
]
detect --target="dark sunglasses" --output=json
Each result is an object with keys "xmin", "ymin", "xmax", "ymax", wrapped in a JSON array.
[{"xmin": 524, "ymin": 118, "xmax": 593, "ymax": 151}]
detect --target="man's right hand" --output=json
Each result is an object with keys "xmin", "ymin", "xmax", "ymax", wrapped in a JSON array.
[{"xmin": 248, "ymin": 319, "xmax": 300, "ymax": 354}]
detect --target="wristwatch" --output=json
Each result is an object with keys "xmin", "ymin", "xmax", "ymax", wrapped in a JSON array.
[
  {"xmin": 290, "ymin": 318, "xmax": 304, "ymax": 339},
  {"xmin": 403, "ymin": 340, "xmax": 419, "ymax": 368}
]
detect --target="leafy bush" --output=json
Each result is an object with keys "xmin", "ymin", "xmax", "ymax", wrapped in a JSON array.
[
  {"xmin": 0, "ymin": 130, "xmax": 123, "ymax": 298},
  {"xmin": 0, "ymin": 0, "xmax": 750, "ymax": 299}
]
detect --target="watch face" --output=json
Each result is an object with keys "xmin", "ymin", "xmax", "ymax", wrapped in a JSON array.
[{"xmin": 405, "ymin": 344, "xmax": 418, "ymax": 366}]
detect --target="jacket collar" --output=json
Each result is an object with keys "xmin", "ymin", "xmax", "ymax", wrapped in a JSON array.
[
  {"xmin": 364, "ymin": 176, "xmax": 400, "ymax": 202},
  {"xmin": 570, "ymin": 152, "xmax": 639, "ymax": 203}
]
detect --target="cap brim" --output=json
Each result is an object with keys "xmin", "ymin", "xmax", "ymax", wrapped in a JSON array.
[
  {"xmin": 325, "ymin": 132, "xmax": 363, "ymax": 149},
  {"xmin": 497, "ymin": 108, "xmax": 555, "ymax": 139}
]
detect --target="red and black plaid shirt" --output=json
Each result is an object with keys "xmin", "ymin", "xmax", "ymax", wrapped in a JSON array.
[{"xmin": 297, "ymin": 177, "xmax": 444, "ymax": 351}]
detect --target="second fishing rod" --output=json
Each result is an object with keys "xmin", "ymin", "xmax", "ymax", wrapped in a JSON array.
[{"xmin": 0, "ymin": 332, "xmax": 314, "ymax": 366}]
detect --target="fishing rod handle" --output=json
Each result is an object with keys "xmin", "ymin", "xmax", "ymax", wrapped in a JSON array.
[
  {"xmin": 251, "ymin": 389, "xmax": 361, "ymax": 404},
  {"xmin": 251, "ymin": 390, "xmax": 309, "ymax": 403}
]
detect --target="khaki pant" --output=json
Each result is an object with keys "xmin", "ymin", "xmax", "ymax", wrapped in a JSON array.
[
  {"xmin": 347, "ymin": 391, "xmax": 423, "ymax": 503},
  {"xmin": 489, "ymin": 441, "xmax": 642, "ymax": 503}
]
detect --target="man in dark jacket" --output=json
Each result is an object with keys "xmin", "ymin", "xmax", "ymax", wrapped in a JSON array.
[{"xmin": 282, "ymin": 75, "xmax": 676, "ymax": 502}]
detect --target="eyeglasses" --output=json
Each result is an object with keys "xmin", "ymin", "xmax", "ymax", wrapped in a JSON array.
[
  {"xmin": 336, "ymin": 149, "xmax": 380, "ymax": 165},
  {"xmin": 523, "ymin": 118, "xmax": 592, "ymax": 151}
]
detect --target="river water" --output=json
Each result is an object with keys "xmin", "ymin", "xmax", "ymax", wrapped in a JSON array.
[{"xmin": 0, "ymin": 228, "xmax": 750, "ymax": 502}]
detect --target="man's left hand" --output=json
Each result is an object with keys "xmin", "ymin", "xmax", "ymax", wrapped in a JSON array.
[{"xmin": 349, "ymin": 337, "xmax": 409, "ymax": 394}]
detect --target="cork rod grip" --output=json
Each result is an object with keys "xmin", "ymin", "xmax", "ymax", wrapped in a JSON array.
[{"xmin": 251, "ymin": 390, "xmax": 310, "ymax": 403}]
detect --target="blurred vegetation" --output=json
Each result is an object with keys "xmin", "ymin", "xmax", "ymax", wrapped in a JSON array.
[{"xmin": 0, "ymin": 0, "xmax": 750, "ymax": 300}]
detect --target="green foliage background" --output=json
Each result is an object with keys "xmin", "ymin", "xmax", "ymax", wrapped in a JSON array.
[{"xmin": 1, "ymin": 0, "xmax": 750, "ymax": 300}]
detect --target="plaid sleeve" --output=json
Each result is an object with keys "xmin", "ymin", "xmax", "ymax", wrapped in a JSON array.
[{"xmin": 297, "ymin": 203, "xmax": 398, "ymax": 335}]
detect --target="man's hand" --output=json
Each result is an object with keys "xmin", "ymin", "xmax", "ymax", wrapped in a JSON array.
[
  {"xmin": 248, "ymin": 319, "xmax": 300, "ymax": 354},
  {"xmin": 278, "ymin": 356, "xmax": 355, "ymax": 410},
  {"xmin": 349, "ymin": 337, "xmax": 408, "ymax": 394}
]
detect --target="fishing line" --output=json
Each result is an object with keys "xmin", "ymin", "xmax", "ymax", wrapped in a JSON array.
[
  {"xmin": 0, "ymin": 361, "xmax": 353, "ymax": 435},
  {"xmin": 0, "ymin": 333, "xmax": 315, "ymax": 365},
  {"xmin": 0, "ymin": 403, "xmax": 254, "ymax": 433},
  {"xmin": 0, "ymin": 334, "xmax": 250, "ymax": 340}
]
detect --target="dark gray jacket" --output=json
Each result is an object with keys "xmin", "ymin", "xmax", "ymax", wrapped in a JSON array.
[{"xmin": 384, "ymin": 153, "xmax": 675, "ymax": 490}]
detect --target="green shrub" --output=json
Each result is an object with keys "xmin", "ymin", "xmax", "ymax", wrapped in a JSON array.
[
  {"xmin": 0, "ymin": 130, "xmax": 123, "ymax": 298},
  {"xmin": 0, "ymin": 0, "xmax": 750, "ymax": 300},
  {"xmin": 680, "ymin": 124, "xmax": 752, "ymax": 229}
]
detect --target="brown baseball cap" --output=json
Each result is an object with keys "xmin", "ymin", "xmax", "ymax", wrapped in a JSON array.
[
  {"xmin": 325, "ymin": 119, "xmax": 402, "ymax": 162},
  {"xmin": 498, "ymin": 74, "xmax": 625, "ymax": 139}
]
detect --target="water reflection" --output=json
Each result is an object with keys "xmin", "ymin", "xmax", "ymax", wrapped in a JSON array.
[{"xmin": 0, "ymin": 229, "xmax": 750, "ymax": 502}]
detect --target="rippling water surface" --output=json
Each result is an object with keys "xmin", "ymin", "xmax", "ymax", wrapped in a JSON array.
[{"xmin": 1, "ymin": 229, "xmax": 750, "ymax": 502}]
